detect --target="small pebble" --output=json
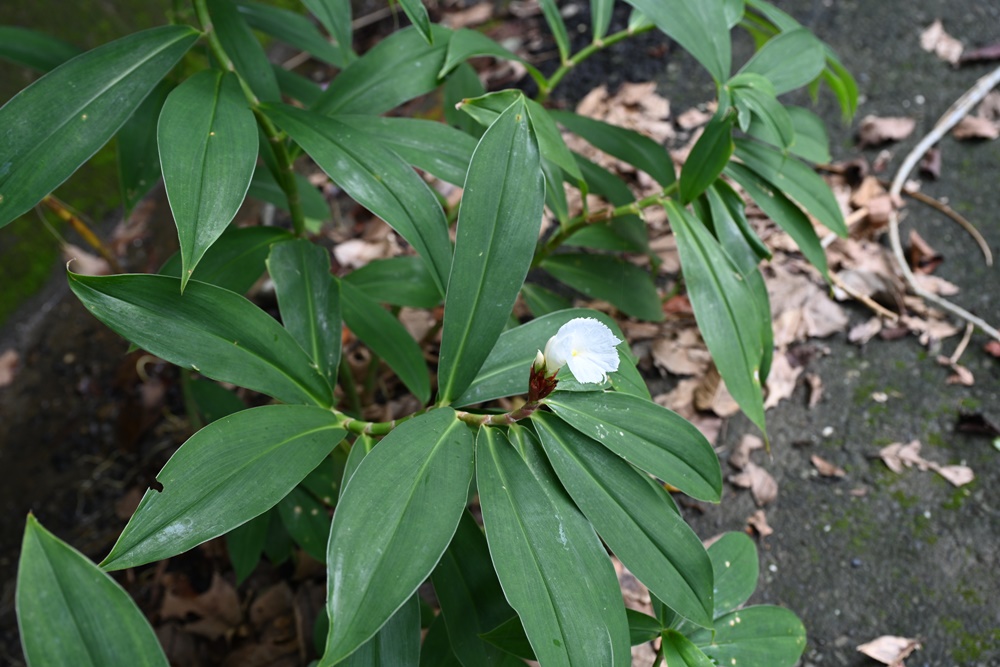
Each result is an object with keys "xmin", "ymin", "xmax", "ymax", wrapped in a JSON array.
[{"xmin": 850, "ymin": 558, "xmax": 863, "ymax": 568}]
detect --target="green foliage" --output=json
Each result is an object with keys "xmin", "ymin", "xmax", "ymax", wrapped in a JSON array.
[{"xmin": 4, "ymin": 1, "xmax": 853, "ymax": 664}]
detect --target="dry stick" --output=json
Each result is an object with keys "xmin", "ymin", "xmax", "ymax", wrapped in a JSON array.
[
  {"xmin": 887, "ymin": 64, "xmax": 1000, "ymax": 344},
  {"xmin": 949, "ymin": 322, "xmax": 975, "ymax": 365},
  {"xmin": 829, "ymin": 272, "xmax": 899, "ymax": 322}
]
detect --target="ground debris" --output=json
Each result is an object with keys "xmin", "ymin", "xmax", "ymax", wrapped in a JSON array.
[
  {"xmin": 920, "ymin": 19, "xmax": 963, "ymax": 64},
  {"xmin": 857, "ymin": 115, "xmax": 916, "ymax": 147},
  {"xmin": 857, "ymin": 634, "xmax": 921, "ymax": 666},
  {"xmin": 879, "ymin": 439, "xmax": 974, "ymax": 487},
  {"xmin": 746, "ymin": 509, "xmax": 774, "ymax": 537}
]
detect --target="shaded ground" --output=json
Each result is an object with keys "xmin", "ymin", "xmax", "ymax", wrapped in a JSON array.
[{"xmin": 1, "ymin": 1, "xmax": 999, "ymax": 666}]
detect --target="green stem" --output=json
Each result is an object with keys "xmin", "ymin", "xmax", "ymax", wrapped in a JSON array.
[
  {"xmin": 253, "ymin": 108, "xmax": 307, "ymax": 237},
  {"xmin": 179, "ymin": 369, "xmax": 204, "ymax": 433},
  {"xmin": 338, "ymin": 408, "xmax": 426, "ymax": 436},
  {"xmin": 338, "ymin": 356, "xmax": 362, "ymax": 417},
  {"xmin": 455, "ymin": 400, "xmax": 542, "ymax": 427},
  {"xmin": 536, "ymin": 23, "xmax": 656, "ymax": 103}
]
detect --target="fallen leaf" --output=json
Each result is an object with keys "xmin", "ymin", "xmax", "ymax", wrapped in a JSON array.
[
  {"xmin": 937, "ymin": 355, "xmax": 974, "ymax": 386},
  {"xmin": 850, "ymin": 175, "xmax": 886, "ymax": 208},
  {"xmin": 764, "ymin": 352, "xmax": 802, "ymax": 410},
  {"xmin": 952, "ymin": 115, "xmax": 999, "ymax": 140},
  {"xmin": 729, "ymin": 434, "xmax": 764, "ymax": 470},
  {"xmin": 857, "ymin": 635, "xmax": 921, "ymax": 666},
  {"xmin": 332, "ymin": 238, "xmax": 394, "ymax": 269},
  {"xmin": 912, "ymin": 274, "xmax": 960, "ymax": 296},
  {"xmin": 651, "ymin": 327, "xmax": 710, "ymax": 376},
  {"xmin": 64, "ymin": 244, "xmax": 111, "ymax": 276},
  {"xmin": 441, "ymin": 2, "xmax": 493, "ymax": 29},
  {"xmin": 935, "ymin": 465, "xmax": 975, "ymax": 487},
  {"xmin": 985, "ymin": 340, "xmax": 1000, "ymax": 357},
  {"xmin": 848, "ymin": 316, "xmax": 883, "ymax": 345},
  {"xmin": 746, "ymin": 509, "xmax": 774, "ymax": 537},
  {"xmin": 676, "ymin": 105, "xmax": 714, "ymax": 130},
  {"xmin": 879, "ymin": 440, "xmax": 926, "ymax": 473},
  {"xmin": 976, "ymin": 91, "xmax": 1000, "ymax": 122},
  {"xmin": 955, "ymin": 412, "xmax": 1000, "ymax": 437},
  {"xmin": 729, "ymin": 461, "xmax": 778, "ymax": 506},
  {"xmin": 811, "ymin": 454, "xmax": 845, "ymax": 478},
  {"xmin": 805, "ymin": 372, "xmax": 823, "ymax": 408},
  {"xmin": 920, "ymin": 19, "xmax": 963, "ymax": 64},
  {"xmin": 160, "ymin": 573, "xmax": 242, "ymax": 641},
  {"xmin": 918, "ymin": 146, "xmax": 941, "ymax": 179},
  {"xmin": 693, "ymin": 365, "xmax": 740, "ymax": 417},
  {"xmin": 0, "ymin": 348, "xmax": 19, "ymax": 388},
  {"xmin": 907, "ymin": 230, "xmax": 942, "ymax": 274},
  {"xmin": 959, "ymin": 41, "xmax": 1000, "ymax": 64},
  {"xmin": 858, "ymin": 115, "xmax": 916, "ymax": 147}
]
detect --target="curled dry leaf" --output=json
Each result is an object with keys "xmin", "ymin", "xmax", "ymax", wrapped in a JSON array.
[
  {"xmin": 917, "ymin": 146, "xmax": 941, "ymax": 180},
  {"xmin": 951, "ymin": 115, "xmax": 1000, "ymax": 140},
  {"xmin": 63, "ymin": 244, "xmax": 111, "ymax": 276},
  {"xmin": 440, "ymin": 2, "xmax": 493, "ymax": 29},
  {"xmin": 935, "ymin": 465, "xmax": 975, "ymax": 487},
  {"xmin": 985, "ymin": 340, "xmax": 1000, "ymax": 357},
  {"xmin": 676, "ymin": 104, "xmax": 714, "ymax": 130},
  {"xmin": 764, "ymin": 352, "xmax": 802, "ymax": 410},
  {"xmin": 0, "ymin": 348, "xmax": 19, "ymax": 388},
  {"xmin": 332, "ymin": 237, "xmax": 395, "ymax": 269},
  {"xmin": 805, "ymin": 372, "xmax": 824, "ymax": 408},
  {"xmin": 960, "ymin": 41, "xmax": 1000, "ymax": 64},
  {"xmin": 907, "ymin": 230, "xmax": 942, "ymax": 275},
  {"xmin": 729, "ymin": 434, "xmax": 764, "ymax": 470},
  {"xmin": 810, "ymin": 454, "xmax": 846, "ymax": 478},
  {"xmin": 746, "ymin": 509, "xmax": 774, "ymax": 537},
  {"xmin": 937, "ymin": 355, "xmax": 974, "ymax": 386},
  {"xmin": 857, "ymin": 115, "xmax": 916, "ymax": 147},
  {"xmin": 848, "ymin": 316, "xmax": 884, "ymax": 345},
  {"xmin": 694, "ymin": 365, "xmax": 741, "ymax": 418},
  {"xmin": 651, "ymin": 327, "xmax": 710, "ymax": 376},
  {"xmin": 857, "ymin": 635, "xmax": 921, "ymax": 666},
  {"xmin": 920, "ymin": 19, "xmax": 964, "ymax": 64},
  {"xmin": 880, "ymin": 439, "xmax": 975, "ymax": 487},
  {"xmin": 729, "ymin": 462, "xmax": 778, "ymax": 506},
  {"xmin": 160, "ymin": 572, "xmax": 242, "ymax": 641}
]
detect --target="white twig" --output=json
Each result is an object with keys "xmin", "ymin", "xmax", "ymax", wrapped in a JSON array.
[{"xmin": 887, "ymin": 64, "xmax": 1000, "ymax": 343}]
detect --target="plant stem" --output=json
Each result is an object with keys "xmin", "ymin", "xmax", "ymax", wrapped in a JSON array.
[
  {"xmin": 338, "ymin": 356, "xmax": 362, "ymax": 417},
  {"xmin": 338, "ymin": 409, "xmax": 425, "ymax": 436},
  {"xmin": 179, "ymin": 369, "xmax": 204, "ymax": 432},
  {"xmin": 536, "ymin": 23, "xmax": 655, "ymax": 103},
  {"xmin": 455, "ymin": 400, "xmax": 542, "ymax": 427}
]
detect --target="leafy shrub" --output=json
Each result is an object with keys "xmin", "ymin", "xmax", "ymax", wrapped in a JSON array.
[{"xmin": 3, "ymin": 0, "xmax": 855, "ymax": 664}]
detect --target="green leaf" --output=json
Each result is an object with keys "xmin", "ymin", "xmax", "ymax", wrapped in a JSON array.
[
  {"xmin": 396, "ymin": 0, "xmax": 433, "ymax": 45},
  {"xmin": 627, "ymin": 609, "xmax": 663, "ymax": 644},
  {"xmin": 340, "ymin": 280, "xmax": 431, "ymax": 404},
  {"xmin": 264, "ymin": 104, "xmax": 452, "ymax": 294},
  {"xmin": 278, "ymin": 485, "xmax": 330, "ymax": 561},
  {"xmin": 320, "ymin": 410, "xmax": 474, "ymax": 665},
  {"xmin": 0, "ymin": 25, "xmax": 198, "ymax": 228},
  {"xmin": 532, "ymin": 413, "xmax": 714, "ymax": 627},
  {"xmin": 117, "ymin": 80, "xmax": 171, "ymax": 213},
  {"xmin": 623, "ymin": 0, "xmax": 730, "ymax": 83},
  {"xmin": 0, "ymin": 26, "xmax": 81, "ymax": 72},
  {"xmin": 344, "ymin": 256, "xmax": 441, "ymax": 309},
  {"xmin": 573, "ymin": 155, "xmax": 649, "ymax": 253},
  {"xmin": 159, "ymin": 225, "xmax": 293, "ymax": 294},
  {"xmin": 100, "ymin": 405, "xmax": 344, "ymax": 570},
  {"xmin": 739, "ymin": 28, "xmax": 825, "ymax": 95},
  {"xmin": 746, "ymin": 105, "xmax": 831, "ymax": 164},
  {"xmin": 17, "ymin": 515, "xmax": 168, "ymax": 667},
  {"xmin": 420, "ymin": 613, "xmax": 464, "ymax": 667},
  {"xmin": 707, "ymin": 532, "xmax": 759, "ymax": 618},
  {"xmin": 453, "ymin": 308, "xmax": 632, "ymax": 407},
  {"xmin": 479, "ymin": 616, "xmax": 536, "ymax": 661},
  {"xmin": 247, "ymin": 163, "xmax": 330, "ymax": 221},
  {"xmin": 206, "ymin": 0, "xmax": 280, "ymax": 102},
  {"xmin": 340, "ymin": 434, "xmax": 374, "ymax": 501},
  {"xmin": 68, "ymin": 272, "xmax": 332, "ymax": 406},
  {"xmin": 263, "ymin": 506, "xmax": 294, "ymax": 564},
  {"xmin": 432, "ymin": 512, "xmax": 522, "ymax": 667},
  {"xmin": 724, "ymin": 162, "xmax": 827, "ymax": 275},
  {"xmin": 538, "ymin": 0, "xmax": 570, "ymax": 61},
  {"xmin": 226, "ymin": 511, "xmax": 269, "ymax": 583},
  {"xmin": 687, "ymin": 606, "xmax": 807, "ymax": 667},
  {"xmin": 302, "ymin": 0, "xmax": 354, "ymax": 63},
  {"xmin": 438, "ymin": 97, "xmax": 544, "ymax": 404},
  {"xmin": 336, "ymin": 115, "xmax": 475, "ymax": 187},
  {"xmin": 312, "ymin": 25, "xmax": 451, "ymax": 115},
  {"xmin": 723, "ymin": 0, "xmax": 745, "ymax": 28},
  {"xmin": 551, "ymin": 111, "xmax": 676, "ymax": 188},
  {"xmin": 444, "ymin": 63, "xmax": 485, "ymax": 137},
  {"xmin": 267, "ymin": 239, "xmax": 342, "ymax": 383},
  {"xmin": 591, "ymin": 0, "xmax": 614, "ymax": 41},
  {"xmin": 661, "ymin": 630, "xmax": 716, "ymax": 667},
  {"xmin": 236, "ymin": 0, "xmax": 344, "ymax": 66},
  {"xmin": 665, "ymin": 199, "xmax": 766, "ymax": 434},
  {"xmin": 627, "ymin": 8, "xmax": 654, "ymax": 32},
  {"xmin": 158, "ymin": 70, "xmax": 258, "ymax": 290},
  {"xmin": 439, "ymin": 28, "xmax": 528, "ymax": 80},
  {"xmin": 301, "ymin": 451, "xmax": 347, "ymax": 507},
  {"xmin": 729, "ymin": 73, "xmax": 794, "ymax": 148},
  {"xmin": 541, "ymin": 253, "xmax": 663, "ymax": 322},
  {"xmin": 733, "ymin": 138, "xmax": 845, "ymax": 236},
  {"xmin": 274, "ymin": 65, "xmax": 323, "ymax": 106},
  {"xmin": 521, "ymin": 282, "xmax": 572, "ymax": 318},
  {"xmin": 680, "ymin": 114, "xmax": 734, "ymax": 204},
  {"xmin": 340, "ymin": 595, "xmax": 421, "ymax": 667},
  {"xmin": 188, "ymin": 378, "xmax": 247, "ymax": 423},
  {"xmin": 544, "ymin": 391, "xmax": 721, "ymax": 502},
  {"xmin": 477, "ymin": 426, "xmax": 631, "ymax": 666}
]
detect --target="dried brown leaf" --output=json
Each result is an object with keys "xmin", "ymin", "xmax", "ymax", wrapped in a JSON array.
[
  {"xmin": 694, "ymin": 365, "xmax": 741, "ymax": 417},
  {"xmin": 805, "ymin": 372, "xmax": 823, "ymax": 408},
  {"xmin": 676, "ymin": 105, "xmax": 714, "ymax": 130},
  {"xmin": 960, "ymin": 41, "xmax": 1000, "ymax": 64},
  {"xmin": 908, "ymin": 230, "xmax": 942, "ymax": 275},
  {"xmin": 160, "ymin": 573, "xmax": 242, "ymax": 641},
  {"xmin": 746, "ymin": 509, "xmax": 774, "ymax": 537},
  {"xmin": 651, "ymin": 327, "xmax": 709, "ymax": 376},
  {"xmin": 858, "ymin": 115, "xmax": 916, "ymax": 147},
  {"xmin": 935, "ymin": 464, "xmax": 975, "ymax": 487},
  {"xmin": 985, "ymin": 340, "xmax": 1000, "ymax": 357},
  {"xmin": 850, "ymin": 175, "xmax": 886, "ymax": 208},
  {"xmin": 441, "ymin": 2, "xmax": 493, "ymax": 29},
  {"xmin": 952, "ymin": 115, "xmax": 999, "ymax": 140},
  {"xmin": 920, "ymin": 19, "xmax": 963, "ymax": 64},
  {"xmin": 848, "ymin": 316, "xmax": 884, "ymax": 345},
  {"xmin": 332, "ymin": 238, "xmax": 393, "ymax": 269},
  {"xmin": 879, "ymin": 440, "xmax": 926, "ymax": 474},
  {"xmin": 729, "ymin": 434, "xmax": 764, "ymax": 470},
  {"xmin": 0, "ymin": 348, "xmax": 19, "ymax": 388},
  {"xmin": 918, "ymin": 146, "xmax": 941, "ymax": 179},
  {"xmin": 811, "ymin": 454, "xmax": 846, "ymax": 478},
  {"xmin": 857, "ymin": 635, "xmax": 921, "ymax": 666},
  {"xmin": 729, "ymin": 462, "xmax": 778, "ymax": 506},
  {"xmin": 764, "ymin": 352, "xmax": 802, "ymax": 410},
  {"xmin": 64, "ymin": 244, "xmax": 111, "ymax": 276}
]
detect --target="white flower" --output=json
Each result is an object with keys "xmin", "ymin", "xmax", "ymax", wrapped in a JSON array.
[{"xmin": 543, "ymin": 317, "xmax": 622, "ymax": 384}]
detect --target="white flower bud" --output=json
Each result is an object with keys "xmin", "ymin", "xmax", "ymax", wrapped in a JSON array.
[{"xmin": 543, "ymin": 317, "xmax": 622, "ymax": 384}]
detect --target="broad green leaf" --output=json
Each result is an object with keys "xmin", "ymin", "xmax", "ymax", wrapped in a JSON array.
[
  {"xmin": 541, "ymin": 253, "xmax": 663, "ymax": 322},
  {"xmin": 545, "ymin": 391, "xmax": 721, "ymax": 502},
  {"xmin": 267, "ymin": 240, "xmax": 341, "ymax": 382},
  {"xmin": 679, "ymin": 114, "xmax": 734, "ymax": 204},
  {"xmin": 627, "ymin": 609, "xmax": 663, "ymax": 644},
  {"xmin": 477, "ymin": 426, "xmax": 631, "ymax": 666},
  {"xmin": 336, "ymin": 115, "xmax": 475, "ymax": 187},
  {"xmin": 724, "ymin": 162, "xmax": 827, "ymax": 275},
  {"xmin": 0, "ymin": 25, "xmax": 198, "ymax": 228},
  {"xmin": 521, "ymin": 282, "xmax": 572, "ymax": 318},
  {"xmin": 688, "ymin": 606, "xmax": 807, "ymax": 667},
  {"xmin": 739, "ymin": 28, "xmax": 825, "ymax": 95},
  {"xmin": 432, "ymin": 512, "xmax": 522, "ymax": 667},
  {"xmin": 237, "ymin": 0, "xmax": 344, "ymax": 66},
  {"xmin": 551, "ymin": 111, "xmax": 676, "ymax": 188},
  {"xmin": 661, "ymin": 630, "xmax": 716, "ymax": 667},
  {"xmin": 591, "ymin": 0, "xmax": 614, "ymax": 41},
  {"xmin": 117, "ymin": 80, "xmax": 171, "ymax": 213},
  {"xmin": 320, "ymin": 410, "xmax": 474, "ymax": 665},
  {"xmin": 226, "ymin": 511, "xmax": 269, "ymax": 583},
  {"xmin": 300, "ymin": 451, "xmax": 347, "ymax": 507},
  {"xmin": 17, "ymin": 516, "xmax": 168, "ymax": 667},
  {"xmin": 707, "ymin": 180, "xmax": 770, "ymax": 263},
  {"xmin": 159, "ymin": 225, "xmax": 293, "ymax": 294},
  {"xmin": 340, "ymin": 280, "xmax": 431, "ymax": 404},
  {"xmin": 344, "ymin": 256, "xmax": 441, "ymax": 309},
  {"xmin": 627, "ymin": 8, "xmax": 654, "ymax": 32},
  {"xmin": 396, "ymin": 0, "xmax": 433, "ymax": 45},
  {"xmin": 339, "ymin": 434, "xmax": 374, "ymax": 501},
  {"xmin": 188, "ymin": 378, "xmax": 247, "ymax": 424},
  {"xmin": 263, "ymin": 506, "xmax": 294, "ymax": 564},
  {"xmin": 543, "ymin": 159, "xmax": 570, "ymax": 227},
  {"xmin": 746, "ymin": 105, "xmax": 831, "ymax": 164},
  {"xmin": 729, "ymin": 73, "xmax": 794, "ymax": 147},
  {"xmin": 101, "ymin": 405, "xmax": 344, "ymax": 570},
  {"xmin": 439, "ymin": 28, "xmax": 530, "ymax": 80},
  {"xmin": 665, "ymin": 200, "xmax": 766, "ymax": 434},
  {"xmin": 158, "ymin": 70, "xmax": 258, "ymax": 290},
  {"xmin": 264, "ymin": 104, "xmax": 452, "ymax": 294},
  {"xmin": 247, "ymin": 163, "xmax": 330, "ymax": 221},
  {"xmin": 533, "ymin": 413, "xmax": 714, "ymax": 627},
  {"xmin": 438, "ymin": 98, "xmax": 544, "ymax": 404},
  {"xmin": 723, "ymin": 0, "xmax": 745, "ymax": 28},
  {"xmin": 452, "ymin": 308, "xmax": 632, "ymax": 407},
  {"xmin": 274, "ymin": 65, "xmax": 323, "ymax": 105},
  {"xmin": 206, "ymin": 0, "xmax": 280, "ymax": 102},
  {"xmin": 312, "ymin": 25, "xmax": 451, "ymax": 115},
  {"xmin": 420, "ymin": 613, "xmax": 464, "ymax": 667},
  {"xmin": 302, "ymin": 0, "xmax": 354, "ymax": 63},
  {"xmin": 444, "ymin": 63, "xmax": 486, "ymax": 137},
  {"xmin": 479, "ymin": 616, "xmax": 536, "ymax": 661},
  {"xmin": 733, "ymin": 138, "xmax": 845, "ymax": 235},
  {"xmin": 573, "ymin": 155, "xmax": 648, "ymax": 252},
  {"xmin": 0, "ymin": 26, "xmax": 81, "ymax": 72},
  {"xmin": 707, "ymin": 532, "xmax": 759, "ymax": 618},
  {"xmin": 278, "ymin": 485, "xmax": 330, "ymax": 561},
  {"xmin": 538, "ymin": 0, "xmax": 570, "ymax": 61},
  {"xmin": 69, "ymin": 273, "xmax": 332, "ymax": 406},
  {"xmin": 340, "ymin": 595, "xmax": 421, "ymax": 667},
  {"xmin": 623, "ymin": 0, "xmax": 730, "ymax": 83}
]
